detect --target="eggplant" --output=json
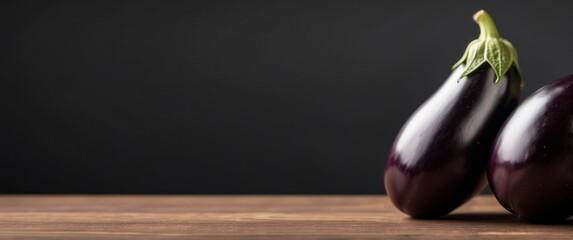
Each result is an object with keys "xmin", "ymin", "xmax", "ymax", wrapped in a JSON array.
[
  {"xmin": 489, "ymin": 75, "xmax": 573, "ymax": 223},
  {"xmin": 384, "ymin": 10, "xmax": 523, "ymax": 218}
]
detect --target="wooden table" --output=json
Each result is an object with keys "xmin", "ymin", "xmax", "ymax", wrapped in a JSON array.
[{"xmin": 0, "ymin": 195, "xmax": 571, "ymax": 239}]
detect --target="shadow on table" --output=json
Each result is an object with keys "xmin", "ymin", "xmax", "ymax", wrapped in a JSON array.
[
  {"xmin": 440, "ymin": 212, "xmax": 517, "ymax": 222},
  {"xmin": 439, "ymin": 213, "xmax": 573, "ymax": 225}
]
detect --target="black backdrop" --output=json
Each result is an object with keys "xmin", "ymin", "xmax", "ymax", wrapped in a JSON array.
[{"xmin": 2, "ymin": 0, "xmax": 573, "ymax": 193}]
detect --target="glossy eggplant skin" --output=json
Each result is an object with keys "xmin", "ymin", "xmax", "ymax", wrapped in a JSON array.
[
  {"xmin": 489, "ymin": 75, "xmax": 573, "ymax": 223},
  {"xmin": 384, "ymin": 64, "xmax": 521, "ymax": 218}
]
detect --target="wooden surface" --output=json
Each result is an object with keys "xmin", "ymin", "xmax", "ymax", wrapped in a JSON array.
[{"xmin": 0, "ymin": 195, "xmax": 572, "ymax": 239}]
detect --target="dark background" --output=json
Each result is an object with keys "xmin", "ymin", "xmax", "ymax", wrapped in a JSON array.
[{"xmin": 2, "ymin": 0, "xmax": 573, "ymax": 194}]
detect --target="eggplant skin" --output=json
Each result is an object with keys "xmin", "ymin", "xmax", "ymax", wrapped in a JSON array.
[
  {"xmin": 384, "ymin": 64, "xmax": 521, "ymax": 218},
  {"xmin": 489, "ymin": 75, "xmax": 573, "ymax": 223}
]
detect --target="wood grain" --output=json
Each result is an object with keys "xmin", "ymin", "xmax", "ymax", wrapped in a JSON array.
[{"xmin": 0, "ymin": 195, "xmax": 571, "ymax": 239}]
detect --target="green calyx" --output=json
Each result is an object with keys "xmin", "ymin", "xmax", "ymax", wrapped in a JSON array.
[{"xmin": 452, "ymin": 10, "xmax": 522, "ymax": 83}]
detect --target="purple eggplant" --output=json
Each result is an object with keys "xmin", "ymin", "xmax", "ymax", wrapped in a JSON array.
[
  {"xmin": 384, "ymin": 10, "xmax": 523, "ymax": 218},
  {"xmin": 489, "ymin": 75, "xmax": 573, "ymax": 223}
]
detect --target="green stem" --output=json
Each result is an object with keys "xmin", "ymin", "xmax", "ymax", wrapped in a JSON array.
[
  {"xmin": 452, "ymin": 9, "xmax": 522, "ymax": 84},
  {"xmin": 474, "ymin": 10, "xmax": 500, "ymax": 39}
]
